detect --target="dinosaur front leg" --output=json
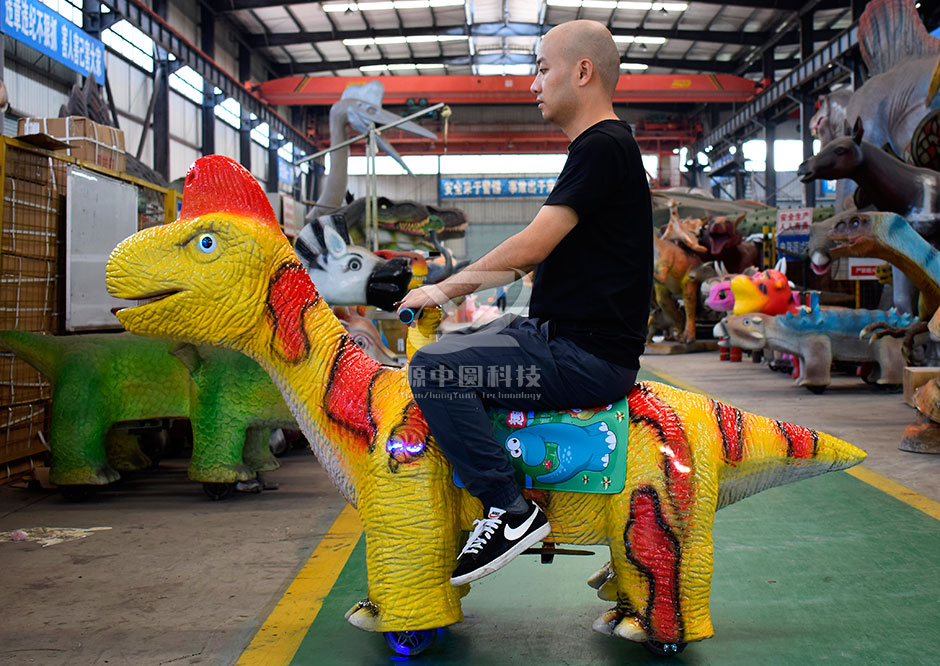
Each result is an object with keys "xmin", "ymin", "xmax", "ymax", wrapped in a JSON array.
[
  {"xmin": 798, "ymin": 335, "xmax": 832, "ymax": 388},
  {"xmin": 873, "ymin": 337, "xmax": 906, "ymax": 385},
  {"xmin": 188, "ymin": 408, "xmax": 256, "ymax": 483},
  {"xmin": 654, "ymin": 283, "xmax": 684, "ymax": 341},
  {"xmin": 347, "ymin": 463, "xmax": 467, "ymax": 632}
]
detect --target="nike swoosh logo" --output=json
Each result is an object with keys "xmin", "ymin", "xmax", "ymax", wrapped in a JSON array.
[{"xmin": 503, "ymin": 509, "xmax": 540, "ymax": 541}]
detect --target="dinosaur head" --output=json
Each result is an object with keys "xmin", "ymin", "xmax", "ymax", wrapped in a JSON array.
[
  {"xmin": 730, "ymin": 269, "xmax": 793, "ymax": 316},
  {"xmin": 825, "ymin": 210, "xmax": 884, "ymax": 260},
  {"xmin": 107, "ymin": 155, "xmax": 303, "ymax": 352},
  {"xmin": 717, "ymin": 314, "xmax": 767, "ymax": 351},
  {"xmin": 706, "ymin": 279, "xmax": 735, "ymax": 312},
  {"xmin": 704, "ymin": 214, "xmax": 744, "ymax": 255}
]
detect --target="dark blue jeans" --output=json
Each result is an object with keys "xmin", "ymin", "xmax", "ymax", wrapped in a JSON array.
[{"xmin": 409, "ymin": 315, "xmax": 638, "ymax": 510}]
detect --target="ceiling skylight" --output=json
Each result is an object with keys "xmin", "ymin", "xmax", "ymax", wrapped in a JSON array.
[{"xmin": 324, "ymin": 0, "xmax": 464, "ymax": 12}]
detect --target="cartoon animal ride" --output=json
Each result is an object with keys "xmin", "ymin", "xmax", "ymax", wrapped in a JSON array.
[
  {"xmin": 717, "ymin": 306, "xmax": 912, "ymax": 393},
  {"xmin": 106, "ymin": 155, "xmax": 866, "ymax": 657},
  {"xmin": 730, "ymin": 269, "xmax": 798, "ymax": 316},
  {"xmin": 0, "ymin": 331, "xmax": 293, "ymax": 500}
]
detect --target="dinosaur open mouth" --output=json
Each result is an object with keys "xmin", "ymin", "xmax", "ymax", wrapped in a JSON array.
[{"xmin": 110, "ymin": 290, "xmax": 182, "ymax": 314}]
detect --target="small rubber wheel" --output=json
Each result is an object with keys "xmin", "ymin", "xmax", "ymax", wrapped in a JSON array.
[
  {"xmin": 60, "ymin": 485, "xmax": 97, "ymax": 502},
  {"xmin": 805, "ymin": 385, "xmax": 827, "ymax": 395},
  {"xmin": 643, "ymin": 640, "xmax": 687, "ymax": 657},
  {"xmin": 202, "ymin": 482, "xmax": 235, "ymax": 501},
  {"xmin": 384, "ymin": 629, "xmax": 435, "ymax": 656}
]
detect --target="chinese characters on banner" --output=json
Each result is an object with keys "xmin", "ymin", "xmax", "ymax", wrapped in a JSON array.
[
  {"xmin": 440, "ymin": 177, "xmax": 557, "ymax": 199},
  {"xmin": 774, "ymin": 207, "xmax": 813, "ymax": 259},
  {"xmin": 1, "ymin": 0, "xmax": 106, "ymax": 84}
]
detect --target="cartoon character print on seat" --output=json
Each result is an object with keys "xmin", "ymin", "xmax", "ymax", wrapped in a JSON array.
[{"xmin": 505, "ymin": 421, "xmax": 617, "ymax": 485}]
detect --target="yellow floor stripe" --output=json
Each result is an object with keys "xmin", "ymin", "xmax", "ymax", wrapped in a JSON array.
[
  {"xmin": 646, "ymin": 365, "xmax": 940, "ymax": 522},
  {"xmin": 846, "ymin": 466, "xmax": 940, "ymax": 521},
  {"xmin": 236, "ymin": 504, "xmax": 363, "ymax": 666}
]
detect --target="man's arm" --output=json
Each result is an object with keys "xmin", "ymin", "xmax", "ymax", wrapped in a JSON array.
[{"xmin": 396, "ymin": 204, "xmax": 578, "ymax": 313}]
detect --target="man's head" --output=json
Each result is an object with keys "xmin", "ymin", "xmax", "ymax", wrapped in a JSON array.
[{"xmin": 530, "ymin": 20, "xmax": 620, "ymax": 132}]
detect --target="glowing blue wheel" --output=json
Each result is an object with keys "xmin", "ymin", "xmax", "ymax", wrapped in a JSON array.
[
  {"xmin": 643, "ymin": 640, "xmax": 687, "ymax": 657},
  {"xmin": 383, "ymin": 629, "xmax": 435, "ymax": 655}
]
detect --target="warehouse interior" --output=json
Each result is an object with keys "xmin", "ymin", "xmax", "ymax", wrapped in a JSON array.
[{"xmin": 2, "ymin": 0, "xmax": 940, "ymax": 664}]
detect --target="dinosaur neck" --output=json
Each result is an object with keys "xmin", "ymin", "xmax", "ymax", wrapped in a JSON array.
[
  {"xmin": 311, "ymin": 106, "xmax": 350, "ymax": 218},
  {"xmin": 243, "ymin": 263, "xmax": 392, "ymax": 504},
  {"xmin": 873, "ymin": 219, "xmax": 940, "ymax": 311}
]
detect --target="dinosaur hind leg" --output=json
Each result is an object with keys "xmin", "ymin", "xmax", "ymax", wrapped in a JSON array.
[{"xmin": 593, "ymin": 486, "xmax": 715, "ymax": 645}]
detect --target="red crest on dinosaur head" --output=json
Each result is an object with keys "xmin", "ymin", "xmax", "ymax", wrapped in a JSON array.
[{"xmin": 178, "ymin": 155, "xmax": 280, "ymax": 230}]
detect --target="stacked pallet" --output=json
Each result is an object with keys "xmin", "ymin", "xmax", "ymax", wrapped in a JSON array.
[{"xmin": 0, "ymin": 144, "xmax": 63, "ymax": 481}]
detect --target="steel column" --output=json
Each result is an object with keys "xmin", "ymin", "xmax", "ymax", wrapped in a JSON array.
[
  {"xmin": 801, "ymin": 97, "xmax": 816, "ymax": 207},
  {"xmin": 200, "ymin": 5, "xmax": 215, "ymax": 156},
  {"xmin": 764, "ymin": 119, "xmax": 777, "ymax": 208},
  {"xmin": 238, "ymin": 44, "xmax": 252, "ymax": 172}
]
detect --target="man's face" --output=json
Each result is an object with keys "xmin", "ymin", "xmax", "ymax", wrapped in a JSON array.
[{"xmin": 530, "ymin": 34, "xmax": 576, "ymax": 127}]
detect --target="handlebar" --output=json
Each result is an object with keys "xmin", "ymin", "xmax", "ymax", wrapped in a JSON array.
[{"xmin": 398, "ymin": 307, "xmax": 419, "ymax": 325}]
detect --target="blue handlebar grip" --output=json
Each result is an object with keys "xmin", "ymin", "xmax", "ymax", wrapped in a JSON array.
[{"xmin": 398, "ymin": 307, "xmax": 418, "ymax": 325}]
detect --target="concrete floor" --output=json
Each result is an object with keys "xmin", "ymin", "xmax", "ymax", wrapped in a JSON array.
[{"xmin": 1, "ymin": 350, "xmax": 938, "ymax": 665}]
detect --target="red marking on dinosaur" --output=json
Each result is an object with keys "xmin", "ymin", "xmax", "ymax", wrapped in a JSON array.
[
  {"xmin": 625, "ymin": 486, "xmax": 683, "ymax": 643},
  {"xmin": 267, "ymin": 263, "xmax": 319, "ymax": 363},
  {"xmin": 776, "ymin": 421, "xmax": 817, "ymax": 459},
  {"xmin": 324, "ymin": 337, "xmax": 383, "ymax": 449},
  {"xmin": 179, "ymin": 155, "xmax": 280, "ymax": 230},
  {"xmin": 714, "ymin": 400, "xmax": 744, "ymax": 462},
  {"xmin": 629, "ymin": 386, "xmax": 694, "ymax": 515}
]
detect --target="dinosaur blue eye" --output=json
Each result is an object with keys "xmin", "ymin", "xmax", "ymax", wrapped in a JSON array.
[{"xmin": 197, "ymin": 233, "xmax": 217, "ymax": 254}]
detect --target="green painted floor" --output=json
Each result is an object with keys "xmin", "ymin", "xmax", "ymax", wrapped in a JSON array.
[{"xmin": 287, "ymin": 371, "xmax": 940, "ymax": 665}]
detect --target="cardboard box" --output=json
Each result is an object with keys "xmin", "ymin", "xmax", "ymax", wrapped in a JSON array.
[
  {"xmin": 903, "ymin": 366, "xmax": 940, "ymax": 408},
  {"xmin": 0, "ymin": 254, "xmax": 59, "ymax": 332},
  {"xmin": 2, "ymin": 177, "xmax": 62, "ymax": 260},
  {"xmin": 17, "ymin": 116, "xmax": 126, "ymax": 173},
  {"xmin": 0, "ymin": 401, "xmax": 49, "ymax": 466},
  {"xmin": 0, "ymin": 353, "xmax": 51, "ymax": 406},
  {"xmin": 7, "ymin": 149, "xmax": 53, "ymax": 186}
]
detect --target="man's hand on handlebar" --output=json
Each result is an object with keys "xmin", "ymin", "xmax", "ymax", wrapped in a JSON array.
[{"xmin": 395, "ymin": 284, "xmax": 450, "ymax": 324}]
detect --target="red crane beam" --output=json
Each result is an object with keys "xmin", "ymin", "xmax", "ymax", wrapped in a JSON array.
[{"xmin": 256, "ymin": 74, "xmax": 758, "ymax": 106}]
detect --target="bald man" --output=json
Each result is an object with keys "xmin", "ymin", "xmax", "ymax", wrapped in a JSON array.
[{"xmin": 398, "ymin": 20, "xmax": 653, "ymax": 586}]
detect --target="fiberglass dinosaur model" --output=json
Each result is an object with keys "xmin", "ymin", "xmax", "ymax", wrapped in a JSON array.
[
  {"xmin": 105, "ymin": 155, "xmax": 866, "ymax": 655},
  {"xmin": 0, "ymin": 331, "xmax": 293, "ymax": 494},
  {"xmin": 716, "ymin": 302, "xmax": 912, "ymax": 393}
]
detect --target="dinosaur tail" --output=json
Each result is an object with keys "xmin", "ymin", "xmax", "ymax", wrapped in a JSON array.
[
  {"xmin": 630, "ymin": 382, "xmax": 866, "ymax": 511},
  {"xmin": 0, "ymin": 330, "xmax": 63, "ymax": 379}
]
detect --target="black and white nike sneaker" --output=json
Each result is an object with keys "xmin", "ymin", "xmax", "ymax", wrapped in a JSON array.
[{"xmin": 450, "ymin": 500, "xmax": 550, "ymax": 586}]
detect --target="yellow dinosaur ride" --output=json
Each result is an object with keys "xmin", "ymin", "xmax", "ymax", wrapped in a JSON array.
[{"xmin": 105, "ymin": 156, "xmax": 866, "ymax": 656}]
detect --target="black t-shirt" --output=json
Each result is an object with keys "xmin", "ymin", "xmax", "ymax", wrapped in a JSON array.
[{"xmin": 530, "ymin": 119, "xmax": 653, "ymax": 369}]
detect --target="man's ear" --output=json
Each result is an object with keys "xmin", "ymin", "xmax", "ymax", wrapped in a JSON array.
[{"xmin": 578, "ymin": 58, "xmax": 594, "ymax": 85}]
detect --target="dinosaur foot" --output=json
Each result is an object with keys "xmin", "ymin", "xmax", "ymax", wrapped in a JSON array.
[
  {"xmin": 900, "ymin": 414, "xmax": 940, "ymax": 454},
  {"xmin": 188, "ymin": 462, "xmax": 256, "ymax": 484},
  {"xmin": 346, "ymin": 599, "xmax": 381, "ymax": 631},
  {"xmin": 50, "ymin": 465, "xmax": 121, "ymax": 486},
  {"xmin": 592, "ymin": 609, "xmax": 647, "ymax": 642}
]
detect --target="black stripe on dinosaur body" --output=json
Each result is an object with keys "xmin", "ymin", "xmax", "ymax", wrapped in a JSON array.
[
  {"xmin": 774, "ymin": 420, "xmax": 819, "ymax": 459},
  {"xmin": 623, "ymin": 485, "xmax": 685, "ymax": 643},
  {"xmin": 711, "ymin": 399, "xmax": 745, "ymax": 463}
]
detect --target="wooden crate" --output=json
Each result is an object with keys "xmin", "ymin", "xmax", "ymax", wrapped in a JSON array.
[{"xmin": 0, "ymin": 401, "xmax": 49, "ymax": 469}]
